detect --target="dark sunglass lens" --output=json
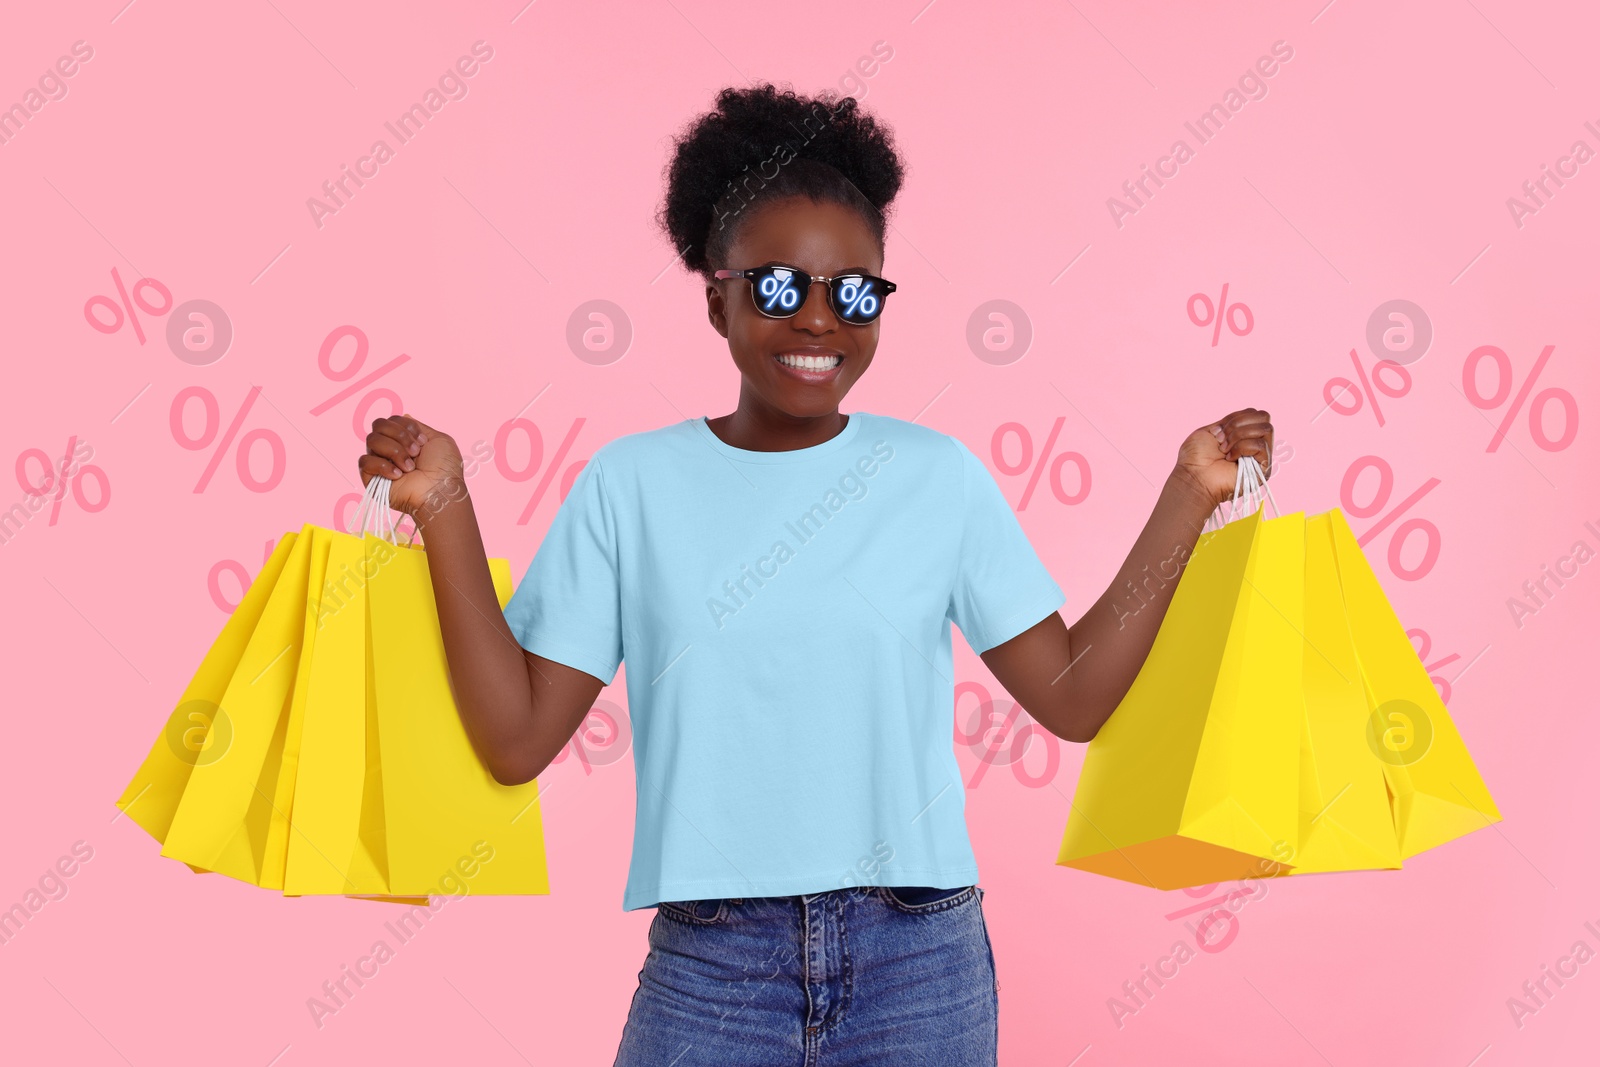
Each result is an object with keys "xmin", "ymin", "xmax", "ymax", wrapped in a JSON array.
[
  {"xmin": 832, "ymin": 275, "xmax": 887, "ymax": 323},
  {"xmin": 751, "ymin": 267, "xmax": 808, "ymax": 317}
]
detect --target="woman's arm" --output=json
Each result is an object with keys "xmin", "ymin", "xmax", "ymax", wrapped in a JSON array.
[
  {"xmin": 979, "ymin": 409, "xmax": 1273, "ymax": 743},
  {"xmin": 361, "ymin": 416, "xmax": 603, "ymax": 785}
]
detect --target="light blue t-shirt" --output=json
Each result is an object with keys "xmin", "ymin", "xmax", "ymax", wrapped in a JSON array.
[{"xmin": 501, "ymin": 411, "xmax": 1066, "ymax": 911}]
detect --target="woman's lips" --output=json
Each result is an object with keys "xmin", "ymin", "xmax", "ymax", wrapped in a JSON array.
[{"xmin": 773, "ymin": 351, "xmax": 844, "ymax": 384}]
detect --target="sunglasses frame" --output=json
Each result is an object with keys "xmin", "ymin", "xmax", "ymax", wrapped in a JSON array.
[{"xmin": 714, "ymin": 264, "xmax": 898, "ymax": 324}]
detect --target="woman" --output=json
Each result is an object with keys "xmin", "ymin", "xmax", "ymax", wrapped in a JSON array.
[{"xmin": 358, "ymin": 84, "xmax": 1272, "ymax": 1065}]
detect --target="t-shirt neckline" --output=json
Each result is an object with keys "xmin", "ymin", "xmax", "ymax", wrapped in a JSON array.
[{"xmin": 689, "ymin": 412, "xmax": 865, "ymax": 464}]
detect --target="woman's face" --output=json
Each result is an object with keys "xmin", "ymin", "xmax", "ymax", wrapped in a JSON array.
[{"xmin": 707, "ymin": 197, "xmax": 884, "ymax": 421}]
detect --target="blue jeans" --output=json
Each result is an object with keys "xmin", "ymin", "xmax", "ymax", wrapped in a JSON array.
[{"xmin": 613, "ymin": 885, "xmax": 997, "ymax": 1066}]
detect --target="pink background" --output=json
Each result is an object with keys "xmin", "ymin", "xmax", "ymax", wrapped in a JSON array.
[{"xmin": 3, "ymin": 1, "xmax": 1597, "ymax": 1062}]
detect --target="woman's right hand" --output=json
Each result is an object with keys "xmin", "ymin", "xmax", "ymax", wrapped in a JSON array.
[{"xmin": 359, "ymin": 414, "xmax": 465, "ymax": 517}]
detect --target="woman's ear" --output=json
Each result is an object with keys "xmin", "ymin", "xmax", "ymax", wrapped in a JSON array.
[{"xmin": 706, "ymin": 281, "xmax": 730, "ymax": 337}]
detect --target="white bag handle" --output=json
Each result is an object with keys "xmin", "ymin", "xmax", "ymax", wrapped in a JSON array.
[
  {"xmin": 347, "ymin": 476, "xmax": 415, "ymax": 545},
  {"xmin": 1204, "ymin": 453, "xmax": 1279, "ymax": 533}
]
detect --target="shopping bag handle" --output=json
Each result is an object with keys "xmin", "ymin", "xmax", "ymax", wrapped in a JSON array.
[
  {"xmin": 348, "ymin": 476, "xmax": 416, "ymax": 546},
  {"xmin": 1231, "ymin": 454, "xmax": 1279, "ymax": 521},
  {"xmin": 1205, "ymin": 454, "xmax": 1279, "ymax": 533}
]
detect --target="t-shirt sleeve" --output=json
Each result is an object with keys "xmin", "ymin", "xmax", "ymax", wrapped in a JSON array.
[
  {"xmin": 501, "ymin": 453, "xmax": 624, "ymax": 685},
  {"xmin": 945, "ymin": 437, "xmax": 1067, "ymax": 654}
]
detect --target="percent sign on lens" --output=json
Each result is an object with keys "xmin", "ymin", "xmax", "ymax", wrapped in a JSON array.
[
  {"xmin": 953, "ymin": 680, "xmax": 1060, "ymax": 789},
  {"xmin": 208, "ymin": 537, "xmax": 277, "ymax": 613},
  {"xmin": 15, "ymin": 436, "xmax": 109, "ymax": 525},
  {"xmin": 1463, "ymin": 344, "xmax": 1578, "ymax": 453},
  {"xmin": 1323, "ymin": 348, "xmax": 1411, "ymax": 427},
  {"xmin": 1406, "ymin": 628, "xmax": 1458, "ymax": 705},
  {"xmin": 755, "ymin": 271, "xmax": 882, "ymax": 321},
  {"xmin": 170, "ymin": 386, "xmax": 286, "ymax": 493},
  {"xmin": 1340, "ymin": 456, "xmax": 1441, "ymax": 581},
  {"xmin": 1186, "ymin": 283, "xmax": 1253, "ymax": 346},
  {"xmin": 755, "ymin": 271, "xmax": 805, "ymax": 314},
  {"xmin": 496, "ymin": 417, "xmax": 588, "ymax": 525},
  {"xmin": 309, "ymin": 326, "xmax": 410, "ymax": 440},
  {"xmin": 83, "ymin": 267, "xmax": 173, "ymax": 345},
  {"xmin": 991, "ymin": 418, "xmax": 1090, "ymax": 510}
]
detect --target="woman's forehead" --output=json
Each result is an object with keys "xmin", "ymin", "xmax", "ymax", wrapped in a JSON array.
[{"xmin": 728, "ymin": 199, "xmax": 883, "ymax": 271}]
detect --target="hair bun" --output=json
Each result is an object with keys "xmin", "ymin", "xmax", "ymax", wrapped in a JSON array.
[{"xmin": 656, "ymin": 83, "xmax": 906, "ymax": 279}]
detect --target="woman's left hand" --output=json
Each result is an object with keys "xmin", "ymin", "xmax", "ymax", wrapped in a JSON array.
[{"xmin": 1174, "ymin": 407, "xmax": 1275, "ymax": 508}]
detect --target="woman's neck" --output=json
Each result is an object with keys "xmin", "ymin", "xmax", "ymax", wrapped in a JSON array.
[{"xmin": 705, "ymin": 405, "xmax": 850, "ymax": 452}]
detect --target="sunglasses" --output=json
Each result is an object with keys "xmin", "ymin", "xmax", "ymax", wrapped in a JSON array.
[{"xmin": 714, "ymin": 264, "xmax": 898, "ymax": 325}]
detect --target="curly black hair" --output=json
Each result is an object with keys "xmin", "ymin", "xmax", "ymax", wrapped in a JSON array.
[{"xmin": 655, "ymin": 83, "xmax": 907, "ymax": 281}]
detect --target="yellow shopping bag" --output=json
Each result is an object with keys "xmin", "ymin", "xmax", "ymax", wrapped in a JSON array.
[
  {"xmin": 367, "ymin": 533, "xmax": 550, "ymax": 897},
  {"xmin": 1290, "ymin": 511, "xmax": 1403, "ymax": 875},
  {"xmin": 116, "ymin": 531, "xmax": 302, "ymax": 844},
  {"xmin": 1057, "ymin": 501, "xmax": 1305, "ymax": 889},
  {"xmin": 1328, "ymin": 510, "xmax": 1502, "ymax": 857},
  {"xmin": 1058, "ymin": 458, "xmax": 1500, "ymax": 890},
  {"xmin": 280, "ymin": 525, "xmax": 390, "ymax": 896},
  {"xmin": 118, "ymin": 477, "xmax": 550, "ymax": 900},
  {"xmin": 157, "ymin": 526, "xmax": 318, "ymax": 883}
]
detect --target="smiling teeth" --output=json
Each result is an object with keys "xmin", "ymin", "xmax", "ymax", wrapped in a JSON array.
[{"xmin": 778, "ymin": 353, "xmax": 842, "ymax": 369}]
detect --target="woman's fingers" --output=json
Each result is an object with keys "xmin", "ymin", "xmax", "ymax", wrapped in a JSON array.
[
  {"xmin": 366, "ymin": 425, "xmax": 415, "ymax": 473},
  {"xmin": 387, "ymin": 413, "xmax": 439, "ymax": 452},
  {"xmin": 1227, "ymin": 423, "xmax": 1271, "ymax": 452},
  {"xmin": 404, "ymin": 415, "xmax": 439, "ymax": 443},
  {"xmin": 358, "ymin": 452, "xmax": 403, "ymax": 484},
  {"xmin": 1217, "ymin": 408, "xmax": 1273, "ymax": 463},
  {"xmin": 372, "ymin": 414, "xmax": 441, "ymax": 463},
  {"xmin": 1219, "ymin": 407, "xmax": 1270, "ymax": 436}
]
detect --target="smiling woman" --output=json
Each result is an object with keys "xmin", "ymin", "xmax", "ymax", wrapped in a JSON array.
[
  {"xmin": 652, "ymin": 84, "xmax": 906, "ymax": 448},
  {"xmin": 356, "ymin": 78, "xmax": 1273, "ymax": 1067}
]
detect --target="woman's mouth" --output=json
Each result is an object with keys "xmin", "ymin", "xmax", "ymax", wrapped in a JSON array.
[{"xmin": 773, "ymin": 350, "xmax": 844, "ymax": 383}]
